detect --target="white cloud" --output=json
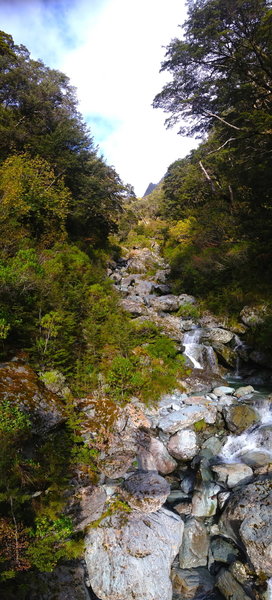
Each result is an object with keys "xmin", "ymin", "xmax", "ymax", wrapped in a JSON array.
[{"xmin": 0, "ymin": 0, "xmax": 197, "ymax": 195}]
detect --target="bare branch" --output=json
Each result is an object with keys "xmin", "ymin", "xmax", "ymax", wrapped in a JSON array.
[
  {"xmin": 203, "ymin": 111, "xmax": 241, "ymax": 131},
  {"xmin": 199, "ymin": 161, "xmax": 216, "ymax": 193},
  {"xmin": 207, "ymin": 137, "xmax": 236, "ymax": 155}
]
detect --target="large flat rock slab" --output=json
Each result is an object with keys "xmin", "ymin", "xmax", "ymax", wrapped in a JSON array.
[
  {"xmin": 158, "ymin": 404, "xmax": 216, "ymax": 434},
  {"xmin": 85, "ymin": 508, "xmax": 183, "ymax": 600}
]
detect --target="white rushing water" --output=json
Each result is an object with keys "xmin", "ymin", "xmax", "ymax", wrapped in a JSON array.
[
  {"xmin": 183, "ymin": 328, "xmax": 203, "ymax": 369},
  {"xmin": 219, "ymin": 399, "xmax": 272, "ymax": 464},
  {"xmin": 183, "ymin": 327, "xmax": 219, "ymax": 371}
]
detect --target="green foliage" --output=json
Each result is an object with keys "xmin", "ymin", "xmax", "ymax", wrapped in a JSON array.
[
  {"xmin": 0, "ymin": 400, "xmax": 31, "ymax": 435},
  {"xmin": 0, "ymin": 154, "xmax": 70, "ymax": 250},
  {"xmin": 194, "ymin": 419, "xmax": 206, "ymax": 432},
  {"xmin": 27, "ymin": 515, "xmax": 83, "ymax": 572},
  {"xmin": 153, "ymin": 0, "xmax": 272, "ymax": 316},
  {"xmin": 105, "ymin": 333, "xmax": 187, "ymax": 404},
  {"xmin": 177, "ymin": 303, "xmax": 200, "ymax": 319}
]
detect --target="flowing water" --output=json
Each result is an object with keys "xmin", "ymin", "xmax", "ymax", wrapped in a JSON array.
[
  {"xmin": 183, "ymin": 327, "xmax": 218, "ymax": 371},
  {"xmin": 219, "ymin": 395, "xmax": 272, "ymax": 465},
  {"xmin": 183, "ymin": 328, "xmax": 203, "ymax": 369}
]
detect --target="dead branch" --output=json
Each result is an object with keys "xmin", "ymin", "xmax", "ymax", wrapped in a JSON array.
[{"xmin": 199, "ymin": 160, "xmax": 216, "ymax": 193}]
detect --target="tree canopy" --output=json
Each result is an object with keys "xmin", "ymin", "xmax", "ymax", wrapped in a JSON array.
[
  {"xmin": 153, "ymin": 0, "xmax": 272, "ymax": 137},
  {"xmin": 0, "ymin": 30, "xmax": 128, "ymax": 245}
]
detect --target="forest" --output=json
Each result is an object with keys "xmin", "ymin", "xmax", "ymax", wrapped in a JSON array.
[{"xmin": 0, "ymin": 0, "xmax": 272, "ymax": 595}]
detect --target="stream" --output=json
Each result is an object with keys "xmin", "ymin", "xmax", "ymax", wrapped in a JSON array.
[
  {"xmin": 100, "ymin": 251, "xmax": 272, "ymax": 600},
  {"xmin": 183, "ymin": 325, "xmax": 272, "ymax": 468}
]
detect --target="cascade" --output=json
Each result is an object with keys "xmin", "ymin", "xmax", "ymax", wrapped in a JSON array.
[
  {"xmin": 183, "ymin": 327, "xmax": 218, "ymax": 372},
  {"xmin": 183, "ymin": 328, "xmax": 203, "ymax": 369},
  {"xmin": 232, "ymin": 333, "xmax": 248, "ymax": 379},
  {"xmin": 219, "ymin": 397, "xmax": 272, "ymax": 464}
]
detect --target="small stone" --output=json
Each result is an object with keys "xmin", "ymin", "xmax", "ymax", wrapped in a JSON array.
[
  {"xmin": 223, "ymin": 404, "xmax": 260, "ymax": 433},
  {"xmin": 216, "ymin": 568, "xmax": 252, "ymax": 600},
  {"xmin": 229, "ymin": 561, "xmax": 253, "ymax": 586},
  {"xmin": 218, "ymin": 492, "xmax": 231, "ymax": 510},
  {"xmin": 178, "ymin": 294, "xmax": 197, "ymax": 305},
  {"xmin": 234, "ymin": 385, "xmax": 255, "ymax": 398},
  {"xmin": 213, "ymin": 386, "xmax": 235, "ymax": 396},
  {"xmin": 137, "ymin": 435, "xmax": 177, "ymax": 474},
  {"xmin": 167, "ymin": 490, "xmax": 191, "ymax": 504},
  {"xmin": 210, "ymin": 536, "xmax": 239, "ymax": 564},
  {"xmin": 191, "ymin": 482, "xmax": 220, "ymax": 517},
  {"xmin": 167, "ymin": 429, "xmax": 199, "ymax": 460},
  {"xmin": 175, "ymin": 502, "xmax": 192, "ymax": 516},
  {"xmin": 211, "ymin": 463, "xmax": 253, "ymax": 488},
  {"xmin": 202, "ymin": 436, "xmax": 223, "ymax": 456},
  {"xmin": 172, "ymin": 567, "xmax": 214, "ymax": 599},
  {"xmin": 120, "ymin": 470, "xmax": 170, "ymax": 513},
  {"xmin": 179, "ymin": 518, "xmax": 209, "ymax": 568},
  {"xmin": 180, "ymin": 472, "xmax": 196, "ymax": 494},
  {"xmin": 238, "ymin": 449, "xmax": 272, "ymax": 468}
]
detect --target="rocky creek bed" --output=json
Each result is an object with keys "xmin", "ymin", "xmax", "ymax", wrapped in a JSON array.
[{"xmin": 3, "ymin": 245, "xmax": 272, "ymax": 600}]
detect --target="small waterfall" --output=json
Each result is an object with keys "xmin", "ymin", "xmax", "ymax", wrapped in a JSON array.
[
  {"xmin": 183, "ymin": 328, "xmax": 203, "ymax": 369},
  {"xmin": 219, "ymin": 399, "xmax": 272, "ymax": 464},
  {"xmin": 232, "ymin": 334, "xmax": 248, "ymax": 379},
  {"xmin": 183, "ymin": 328, "xmax": 219, "ymax": 371}
]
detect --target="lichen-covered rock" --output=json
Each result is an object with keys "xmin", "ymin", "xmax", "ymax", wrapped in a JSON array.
[
  {"xmin": 150, "ymin": 294, "xmax": 181, "ymax": 312},
  {"xmin": 120, "ymin": 471, "xmax": 170, "ymax": 512},
  {"xmin": 204, "ymin": 328, "xmax": 234, "ymax": 344},
  {"xmin": 223, "ymin": 404, "xmax": 260, "ymax": 433},
  {"xmin": 240, "ymin": 305, "xmax": 268, "ymax": 327},
  {"xmin": 179, "ymin": 518, "xmax": 209, "ymax": 568},
  {"xmin": 92, "ymin": 402, "xmax": 150, "ymax": 478},
  {"xmin": 85, "ymin": 507, "xmax": 183, "ymax": 600},
  {"xmin": 72, "ymin": 485, "xmax": 107, "ymax": 530},
  {"xmin": 182, "ymin": 372, "xmax": 226, "ymax": 394},
  {"xmin": 219, "ymin": 479, "xmax": 272, "ymax": 577},
  {"xmin": 120, "ymin": 297, "xmax": 147, "ymax": 316},
  {"xmin": 167, "ymin": 430, "xmax": 199, "ymax": 460},
  {"xmin": 0, "ymin": 360, "xmax": 65, "ymax": 434}
]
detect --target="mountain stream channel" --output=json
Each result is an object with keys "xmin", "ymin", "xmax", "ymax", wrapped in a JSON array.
[{"xmin": 7, "ymin": 244, "xmax": 272, "ymax": 600}]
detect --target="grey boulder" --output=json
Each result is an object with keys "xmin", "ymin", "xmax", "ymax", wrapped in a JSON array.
[
  {"xmin": 85, "ymin": 507, "xmax": 183, "ymax": 600},
  {"xmin": 219, "ymin": 478, "xmax": 272, "ymax": 577},
  {"xmin": 120, "ymin": 470, "xmax": 170, "ymax": 513}
]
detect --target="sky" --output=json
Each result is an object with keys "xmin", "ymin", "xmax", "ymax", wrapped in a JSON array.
[{"xmin": 0, "ymin": 0, "xmax": 197, "ymax": 196}]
